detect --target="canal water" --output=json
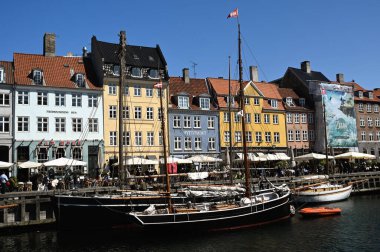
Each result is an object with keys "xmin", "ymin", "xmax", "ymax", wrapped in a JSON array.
[{"xmin": 1, "ymin": 194, "xmax": 379, "ymax": 252}]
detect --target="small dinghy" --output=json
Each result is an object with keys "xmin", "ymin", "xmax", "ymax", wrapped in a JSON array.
[{"xmin": 299, "ymin": 207, "xmax": 342, "ymax": 217}]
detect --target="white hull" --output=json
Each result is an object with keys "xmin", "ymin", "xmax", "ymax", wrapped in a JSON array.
[{"xmin": 295, "ymin": 184, "xmax": 352, "ymax": 203}]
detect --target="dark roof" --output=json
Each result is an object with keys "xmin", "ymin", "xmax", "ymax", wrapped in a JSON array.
[
  {"xmin": 288, "ymin": 67, "xmax": 330, "ymax": 85},
  {"xmin": 92, "ymin": 36, "xmax": 167, "ymax": 68},
  {"xmin": 277, "ymin": 87, "xmax": 299, "ymax": 99},
  {"xmin": 0, "ymin": 61, "xmax": 14, "ymax": 84}
]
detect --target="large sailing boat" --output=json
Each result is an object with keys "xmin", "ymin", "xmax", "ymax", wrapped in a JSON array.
[{"xmin": 127, "ymin": 10, "xmax": 292, "ymax": 231}]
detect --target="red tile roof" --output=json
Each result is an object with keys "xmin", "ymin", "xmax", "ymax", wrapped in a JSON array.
[
  {"xmin": 254, "ymin": 82, "xmax": 285, "ymax": 111},
  {"xmin": 0, "ymin": 61, "xmax": 14, "ymax": 84},
  {"xmin": 13, "ymin": 53, "xmax": 100, "ymax": 90},
  {"xmin": 207, "ymin": 78, "xmax": 248, "ymax": 96}
]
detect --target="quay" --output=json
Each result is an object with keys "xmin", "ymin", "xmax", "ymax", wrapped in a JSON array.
[{"xmin": 1, "ymin": 172, "xmax": 379, "ymax": 230}]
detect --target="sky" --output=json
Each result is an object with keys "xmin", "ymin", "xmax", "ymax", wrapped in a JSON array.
[{"xmin": 1, "ymin": 0, "xmax": 380, "ymax": 90}]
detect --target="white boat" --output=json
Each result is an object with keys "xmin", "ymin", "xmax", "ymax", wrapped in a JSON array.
[{"xmin": 294, "ymin": 183, "xmax": 352, "ymax": 203}]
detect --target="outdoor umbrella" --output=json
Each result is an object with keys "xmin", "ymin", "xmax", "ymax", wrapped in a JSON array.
[
  {"xmin": 186, "ymin": 155, "xmax": 222, "ymax": 163},
  {"xmin": 294, "ymin": 153, "xmax": 334, "ymax": 161},
  {"xmin": 159, "ymin": 157, "xmax": 192, "ymax": 164},
  {"xmin": 334, "ymin": 151, "xmax": 376, "ymax": 160},
  {"xmin": 0, "ymin": 161, "xmax": 13, "ymax": 168}
]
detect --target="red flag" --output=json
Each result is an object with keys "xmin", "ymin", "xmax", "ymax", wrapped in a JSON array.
[
  {"xmin": 321, "ymin": 88, "xmax": 326, "ymax": 95},
  {"xmin": 154, "ymin": 82, "xmax": 163, "ymax": 89},
  {"xmin": 227, "ymin": 8, "xmax": 238, "ymax": 18}
]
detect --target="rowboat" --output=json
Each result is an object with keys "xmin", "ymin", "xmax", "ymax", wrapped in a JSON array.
[{"xmin": 299, "ymin": 207, "xmax": 342, "ymax": 217}]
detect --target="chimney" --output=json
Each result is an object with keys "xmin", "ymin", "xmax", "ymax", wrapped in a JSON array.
[
  {"xmin": 301, "ymin": 61, "xmax": 311, "ymax": 73},
  {"xmin": 249, "ymin": 66, "xmax": 259, "ymax": 82},
  {"xmin": 336, "ymin": 73, "xmax": 344, "ymax": 83},
  {"xmin": 82, "ymin": 47, "xmax": 88, "ymax": 57},
  {"xmin": 183, "ymin": 68, "xmax": 190, "ymax": 83},
  {"xmin": 43, "ymin": 33, "xmax": 56, "ymax": 57}
]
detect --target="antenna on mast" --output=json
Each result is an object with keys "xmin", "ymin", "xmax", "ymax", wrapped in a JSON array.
[{"xmin": 190, "ymin": 61, "xmax": 198, "ymax": 78}]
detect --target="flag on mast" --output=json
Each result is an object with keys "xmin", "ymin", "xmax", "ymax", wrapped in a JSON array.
[
  {"xmin": 227, "ymin": 8, "xmax": 238, "ymax": 18},
  {"xmin": 154, "ymin": 82, "xmax": 163, "ymax": 89}
]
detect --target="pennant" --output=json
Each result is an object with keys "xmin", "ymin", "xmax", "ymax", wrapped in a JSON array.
[
  {"xmin": 227, "ymin": 8, "xmax": 238, "ymax": 19},
  {"xmin": 154, "ymin": 82, "xmax": 163, "ymax": 89},
  {"xmin": 321, "ymin": 88, "xmax": 326, "ymax": 95}
]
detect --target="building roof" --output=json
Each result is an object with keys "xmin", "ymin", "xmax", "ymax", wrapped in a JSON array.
[
  {"xmin": 254, "ymin": 82, "xmax": 282, "ymax": 99},
  {"xmin": 278, "ymin": 87, "xmax": 313, "ymax": 112},
  {"xmin": 13, "ymin": 53, "xmax": 100, "ymax": 90},
  {"xmin": 0, "ymin": 61, "xmax": 14, "ymax": 84},
  {"xmin": 91, "ymin": 36, "xmax": 167, "ymax": 68},
  {"xmin": 329, "ymin": 81, "xmax": 380, "ymax": 103},
  {"xmin": 277, "ymin": 87, "xmax": 299, "ymax": 99},
  {"xmin": 288, "ymin": 67, "xmax": 330, "ymax": 85},
  {"xmin": 207, "ymin": 78, "xmax": 248, "ymax": 96}
]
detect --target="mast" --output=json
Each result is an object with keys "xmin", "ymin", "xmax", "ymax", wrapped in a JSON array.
[
  {"xmin": 238, "ymin": 24, "xmax": 251, "ymax": 198},
  {"xmin": 118, "ymin": 31, "xmax": 126, "ymax": 183},
  {"xmin": 228, "ymin": 56, "xmax": 233, "ymax": 184},
  {"xmin": 323, "ymin": 92, "xmax": 329, "ymax": 175}
]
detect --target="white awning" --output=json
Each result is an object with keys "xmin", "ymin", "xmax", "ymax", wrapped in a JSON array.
[
  {"xmin": 18, "ymin": 161, "xmax": 43, "ymax": 169},
  {"xmin": 160, "ymin": 157, "xmax": 193, "ymax": 164},
  {"xmin": 44, "ymin": 157, "xmax": 87, "ymax": 167},
  {"xmin": 186, "ymin": 155, "xmax": 222, "ymax": 163},
  {"xmin": 114, "ymin": 157, "xmax": 159, "ymax": 166},
  {"xmin": 275, "ymin": 153, "xmax": 291, "ymax": 161},
  {"xmin": 0, "ymin": 161, "xmax": 13, "ymax": 168}
]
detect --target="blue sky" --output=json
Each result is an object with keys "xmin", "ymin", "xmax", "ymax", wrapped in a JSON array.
[{"xmin": 1, "ymin": 0, "xmax": 380, "ymax": 89}]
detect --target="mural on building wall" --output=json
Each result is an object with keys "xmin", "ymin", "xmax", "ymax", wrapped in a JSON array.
[{"xmin": 320, "ymin": 83, "xmax": 358, "ymax": 148}]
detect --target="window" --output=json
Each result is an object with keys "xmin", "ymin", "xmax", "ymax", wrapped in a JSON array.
[
  {"xmin": 367, "ymin": 104, "xmax": 372, "ymax": 112},
  {"xmin": 134, "ymin": 85, "xmax": 141, "ymax": 96},
  {"xmin": 374, "ymin": 104, "xmax": 379, "ymax": 113},
  {"xmin": 184, "ymin": 137, "xmax": 191, "ymax": 150},
  {"xmin": 193, "ymin": 116, "xmax": 201, "ymax": 128},
  {"xmin": 245, "ymin": 113, "xmax": 251, "ymax": 123},
  {"xmin": 265, "ymin": 132, "xmax": 271, "ymax": 143},
  {"xmin": 17, "ymin": 117, "xmax": 29, "ymax": 132},
  {"xmin": 72, "ymin": 94, "xmax": 82, "ymax": 107},
  {"xmin": 157, "ymin": 88, "xmax": 164, "ymax": 98},
  {"xmin": 254, "ymin": 113, "xmax": 261, "ymax": 123},
  {"xmin": 309, "ymin": 130, "xmax": 315, "ymax": 141},
  {"xmin": 208, "ymin": 137, "xmax": 216, "ymax": 150},
  {"xmin": 254, "ymin": 98, "xmax": 259, "ymax": 105},
  {"xmin": 110, "ymin": 131, "xmax": 117, "ymax": 146},
  {"xmin": 360, "ymin": 118, "xmax": 365, "ymax": 127},
  {"xmin": 299, "ymin": 98, "xmax": 305, "ymax": 107},
  {"xmin": 184, "ymin": 116, "xmax": 191, "ymax": 128},
  {"xmin": 194, "ymin": 137, "xmax": 201, "ymax": 150},
  {"xmin": 255, "ymin": 132, "xmax": 262, "ymax": 142},
  {"xmin": 135, "ymin": 132, "xmax": 142, "ymax": 146},
  {"xmin": 108, "ymin": 84, "xmax": 116, "ymax": 95},
  {"xmin": 55, "ymin": 93, "xmax": 65, "ymax": 106},
  {"xmin": 235, "ymin": 131, "xmax": 242, "ymax": 142},
  {"xmin": 37, "ymin": 117, "xmax": 48, "ymax": 132},
  {"xmin": 0, "ymin": 68, "xmax": 4, "ymax": 83},
  {"xmin": 208, "ymin": 117, "xmax": 215, "ymax": 128},
  {"xmin": 288, "ymin": 130, "xmax": 293, "ymax": 141},
  {"xmin": 33, "ymin": 70, "xmax": 43, "ymax": 85},
  {"xmin": 72, "ymin": 118, "xmax": 82, "ymax": 132},
  {"xmin": 245, "ymin": 97, "xmax": 250, "ymax": 105},
  {"xmin": 264, "ymin": 114, "xmax": 270, "ymax": 124},
  {"xmin": 73, "ymin": 147, "xmax": 83, "ymax": 160},
  {"xmin": 308, "ymin": 113, "xmax": 314, "ymax": 124},
  {"xmin": 173, "ymin": 116, "xmax": 181, "ymax": 128},
  {"xmin": 200, "ymin": 98, "xmax": 210, "ymax": 110},
  {"xmin": 178, "ymin": 96, "xmax": 189, "ymax": 109},
  {"xmin": 358, "ymin": 91, "xmax": 363, "ymax": 98},
  {"xmin": 75, "ymin": 74, "xmax": 85, "ymax": 87},
  {"xmin": 109, "ymin": 105, "xmax": 117, "ymax": 118},
  {"xmin": 124, "ymin": 86, "xmax": 129, "ymax": 96},
  {"xmin": 274, "ymin": 132, "xmax": 280, "ymax": 143},
  {"xmin": 368, "ymin": 117, "xmax": 373, "ymax": 127},
  {"xmin": 377, "ymin": 132, "xmax": 380, "ymax": 141},
  {"xmin": 294, "ymin": 114, "xmax": 300, "ymax": 123},
  {"xmin": 0, "ymin": 93, "xmax": 10, "ymax": 106},
  {"xmin": 272, "ymin": 115, "xmax": 278, "ymax": 124},
  {"xmin": 88, "ymin": 118, "xmax": 98, "ymax": 132},
  {"xmin": 147, "ymin": 132, "xmax": 154, "ymax": 146},
  {"xmin": 123, "ymin": 131, "xmax": 130, "ymax": 146},
  {"xmin": 37, "ymin": 147, "xmax": 48, "ymax": 163},
  {"xmin": 37, "ymin": 92, "xmax": 48, "ymax": 105},
  {"xmin": 369, "ymin": 132, "xmax": 374, "ymax": 141},
  {"xmin": 226, "ymin": 96, "xmax": 234, "ymax": 106},
  {"xmin": 174, "ymin": 137, "xmax": 181, "ymax": 150},
  {"xmin": 295, "ymin": 130, "xmax": 301, "ymax": 141},
  {"xmin": 55, "ymin": 118, "xmax": 65, "ymax": 132},
  {"xmin": 134, "ymin": 106, "xmax": 142, "ymax": 119},
  {"xmin": 224, "ymin": 112, "xmax": 230, "ymax": 122},
  {"xmin": 53, "ymin": 147, "xmax": 65, "ymax": 159},
  {"xmin": 302, "ymin": 130, "xmax": 308, "ymax": 141},
  {"xmin": 0, "ymin": 116, "xmax": 10, "ymax": 132},
  {"xmin": 270, "ymin": 99, "xmax": 277, "ymax": 108},
  {"xmin": 123, "ymin": 106, "xmax": 130, "ymax": 119},
  {"xmin": 148, "ymin": 69, "xmax": 159, "ymax": 79},
  {"xmin": 224, "ymin": 131, "xmax": 230, "ymax": 143},
  {"xmin": 88, "ymin": 95, "xmax": 98, "ymax": 107},
  {"xmin": 146, "ymin": 107, "xmax": 154, "ymax": 120},
  {"xmin": 234, "ymin": 112, "xmax": 241, "ymax": 123},
  {"xmin": 301, "ymin": 113, "xmax": 307, "ymax": 123},
  {"xmin": 358, "ymin": 103, "xmax": 363, "ymax": 111},
  {"xmin": 17, "ymin": 146, "xmax": 29, "ymax": 162},
  {"xmin": 376, "ymin": 118, "xmax": 380, "ymax": 127},
  {"xmin": 245, "ymin": 131, "xmax": 252, "ymax": 142},
  {"xmin": 113, "ymin": 65, "xmax": 120, "ymax": 76},
  {"xmin": 286, "ymin": 97, "xmax": 293, "ymax": 106},
  {"xmin": 159, "ymin": 131, "xmax": 163, "ymax": 145},
  {"xmin": 286, "ymin": 113, "xmax": 292, "ymax": 123},
  {"xmin": 369, "ymin": 92, "xmax": 373, "ymax": 99},
  {"xmin": 361, "ymin": 132, "xmax": 366, "ymax": 141},
  {"xmin": 158, "ymin": 108, "xmax": 163, "ymax": 121},
  {"xmin": 146, "ymin": 88, "xmax": 153, "ymax": 97},
  {"xmin": 131, "ymin": 67, "xmax": 142, "ymax": 78}
]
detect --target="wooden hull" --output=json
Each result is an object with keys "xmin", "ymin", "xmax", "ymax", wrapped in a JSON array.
[
  {"xmin": 299, "ymin": 207, "xmax": 341, "ymax": 217},
  {"xmin": 295, "ymin": 185, "xmax": 352, "ymax": 203},
  {"xmin": 128, "ymin": 189, "xmax": 292, "ymax": 231}
]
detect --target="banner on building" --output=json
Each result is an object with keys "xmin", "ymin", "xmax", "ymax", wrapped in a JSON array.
[{"xmin": 320, "ymin": 83, "xmax": 358, "ymax": 148}]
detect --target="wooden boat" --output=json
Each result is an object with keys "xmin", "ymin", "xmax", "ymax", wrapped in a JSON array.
[
  {"xmin": 294, "ymin": 183, "xmax": 352, "ymax": 203},
  {"xmin": 299, "ymin": 207, "xmax": 342, "ymax": 217}
]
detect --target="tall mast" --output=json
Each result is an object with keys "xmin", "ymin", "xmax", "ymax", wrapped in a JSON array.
[
  {"xmin": 323, "ymin": 92, "xmax": 329, "ymax": 174},
  {"xmin": 238, "ymin": 24, "xmax": 251, "ymax": 198},
  {"xmin": 228, "ymin": 56, "xmax": 233, "ymax": 184},
  {"xmin": 118, "ymin": 31, "xmax": 126, "ymax": 183}
]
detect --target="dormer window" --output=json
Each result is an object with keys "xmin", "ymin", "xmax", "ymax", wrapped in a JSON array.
[
  {"xmin": 270, "ymin": 99, "xmax": 278, "ymax": 108},
  {"xmin": 178, "ymin": 96, "xmax": 189, "ymax": 109},
  {"xmin": 131, "ymin": 67, "xmax": 142, "ymax": 78},
  {"xmin": 33, "ymin": 69, "xmax": 43, "ymax": 85},
  {"xmin": 369, "ymin": 92, "xmax": 373, "ymax": 99},
  {"xmin": 226, "ymin": 96, "xmax": 235, "ymax": 106},
  {"xmin": 358, "ymin": 91, "xmax": 363, "ymax": 98},
  {"xmin": 148, "ymin": 69, "xmax": 159, "ymax": 79},
  {"xmin": 286, "ymin": 97, "xmax": 294, "ymax": 106},
  {"xmin": 299, "ymin": 98, "xmax": 305, "ymax": 107},
  {"xmin": 0, "ymin": 67, "xmax": 4, "ymax": 83},
  {"xmin": 200, "ymin": 97, "xmax": 210, "ymax": 110},
  {"xmin": 75, "ymin": 74, "xmax": 85, "ymax": 87},
  {"xmin": 113, "ymin": 65, "xmax": 120, "ymax": 76}
]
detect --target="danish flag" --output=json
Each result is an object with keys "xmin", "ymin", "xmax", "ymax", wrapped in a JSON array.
[{"xmin": 227, "ymin": 8, "xmax": 238, "ymax": 19}]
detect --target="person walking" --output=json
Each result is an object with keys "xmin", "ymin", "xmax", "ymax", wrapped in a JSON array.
[{"xmin": 1, "ymin": 171, "xmax": 9, "ymax": 194}]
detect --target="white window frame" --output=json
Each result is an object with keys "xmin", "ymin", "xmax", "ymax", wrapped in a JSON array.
[
  {"xmin": 88, "ymin": 94, "xmax": 98, "ymax": 107},
  {"xmin": 184, "ymin": 137, "xmax": 192, "ymax": 150},
  {"xmin": 17, "ymin": 116, "xmax": 29, "ymax": 132},
  {"xmin": 0, "ymin": 93, "xmax": 10, "ymax": 106},
  {"xmin": 0, "ymin": 116, "xmax": 10, "ymax": 133},
  {"xmin": 286, "ymin": 113, "xmax": 292, "ymax": 123},
  {"xmin": 295, "ymin": 130, "xmax": 301, "ymax": 141},
  {"xmin": 37, "ymin": 117, "xmax": 48, "ymax": 132},
  {"xmin": 72, "ymin": 94, "xmax": 82, "ymax": 107},
  {"xmin": 255, "ymin": 132, "xmax": 262, "ymax": 142},
  {"xmin": 37, "ymin": 92, "xmax": 48, "ymax": 106},
  {"xmin": 254, "ymin": 98, "xmax": 259, "ymax": 105},
  {"xmin": 110, "ymin": 131, "xmax": 117, "ymax": 146},
  {"xmin": 134, "ymin": 85, "xmax": 141, "ymax": 96},
  {"xmin": 109, "ymin": 105, "xmax": 117, "ymax": 119},
  {"xmin": 178, "ymin": 96, "xmax": 189, "ymax": 109},
  {"xmin": 184, "ymin": 116, "xmax": 191, "ymax": 128},
  {"xmin": 273, "ymin": 115, "xmax": 279, "ymax": 124},
  {"xmin": 264, "ymin": 114, "xmax": 270, "ymax": 124},
  {"xmin": 200, "ymin": 98, "xmax": 210, "ymax": 110},
  {"xmin": 301, "ymin": 113, "xmax": 307, "ymax": 123},
  {"xmin": 302, "ymin": 130, "xmax": 308, "ymax": 141},
  {"xmin": 208, "ymin": 117, "xmax": 215, "ymax": 129},
  {"xmin": 254, "ymin": 113, "xmax": 260, "ymax": 123},
  {"xmin": 135, "ymin": 131, "xmax": 142, "ymax": 146},
  {"xmin": 146, "ymin": 88, "xmax": 153, "ymax": 97},
  {"xmin": 174, "ymin": 137, "xmax": 182, "ymax": 150},
  {"xmin": 274, "ymin": 132, "xmax": 280, "ymax": 143},
  {"xmin": 235, "ymin": 131, "xmax": 242, "ymax": 142},
  {"xmin": 265, "ymin": 132, "xmax": 271, "ymax": 143},
  {"xmin": 224, "ymin": 131, "xmax": 230, "ymax": 143},
  {"xmin": 146, "ymin": 107, "xmax": 154, "ymax": 120},
  {"xmin": 55, "ymin": 117, "xmax": 66, "ymax": 132},
  {"xmin": 288, "ymin": 130, "xmax": 293, "ymax": 141},
  {"xmin": 193, "ymin": 116, "xmax": 201, "ymax": 128},
  {"xmin": 208, "ymin": 137, "xmax": 216, "ymax": 150},
  {"xmin": 194, "ymin": 137, "xmax": 201, "ymax": 150},
  {"xmin": 55, "ymin": 93, "xmax": 65, "ymax": 106},
  {"xmin": 173, "ymin": 116, "xmax": 181, "ymax": 128},
  {"xmin": 72, "ymin": 118, "xmax": 82, "ymax": 132},
  {"xmin": 134, "ymin": 106, "xmax": 142, "ymax": 119},
  {"xmin": 88, "ymin": 118, "xmax": 98, "ymax": 132},
  {"xmin": 123, "ymin": 131, "xmax": 130, "ymax": 146},
  {"xmin": 108, "ymin": 83, "xmax": 117, "ymax": 95},
  {"xmin": 147, "ymin": 132, "xmax": 154, "ymax": 146}
]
